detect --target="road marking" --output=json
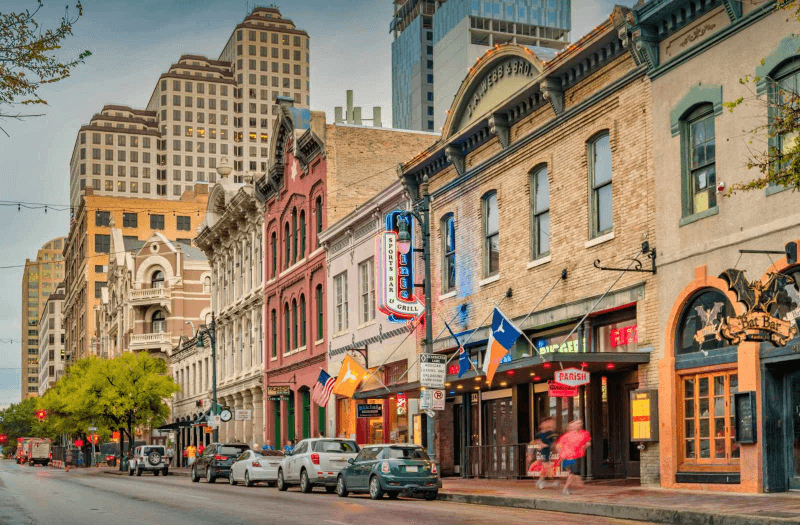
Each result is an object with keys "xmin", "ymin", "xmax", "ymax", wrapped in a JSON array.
[
  {"xmin": 184, "ymin": 494, "xmax": 207, "ymax": 500},
  {"xmin": 323, "ymin": 521, "xmax": 351, "ymax": 525}
]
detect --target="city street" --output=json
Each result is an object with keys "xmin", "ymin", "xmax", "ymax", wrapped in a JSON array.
[{"xmin": 0, "ymin": 461, "xmax": 659, "ymax": 525}]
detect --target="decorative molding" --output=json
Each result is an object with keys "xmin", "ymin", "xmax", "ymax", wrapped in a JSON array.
[
  {"xmin": 721, "ymin": 0, "xmax": 742, "ymax": 22},
  {"xmin": 669, "ymin": 83, "xmax": 723, "ymax": 136},
  {"xmin": 756, "ymin": 34, "xmax": 800, "ymax": 95},
  {"xmin": 445, "ymin": 144, "xmax": 466, "ymax": 176},
  {"xmin": 266, "ymin": 351, "xmax": 325, "ymax": 378},
  {"xmin": 539, "ymin": 77, "xmax": 564, "ymax": 116},
  {"xmin": 488, "ymin": 113, "xmax": 510, "ymax": 148}
]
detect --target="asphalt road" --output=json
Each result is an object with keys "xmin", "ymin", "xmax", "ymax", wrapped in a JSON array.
[{"xmin": 0, "ymin": 460, "xmax": 658, "ymax": 525}]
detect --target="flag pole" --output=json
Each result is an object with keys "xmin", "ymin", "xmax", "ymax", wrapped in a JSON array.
[
  {"xmin": 354, "ymin": 317, "xmax": 422, "ymax": 394},
  {"xmin": 444, "ymin": 293, "xmax": 509, "ymax": 367}
]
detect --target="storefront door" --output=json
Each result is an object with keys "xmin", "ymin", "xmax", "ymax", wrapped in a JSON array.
[
  {"xmin": 788, "ymin": 370, "xmax": 800, "ymax": 490},
  {"xmin": 482, "ymin": 397, "xmax": 515, "ymax": 478},
  {"xmin": 591, "ymin": 373, "xmax": 638, "ymax": 478}
]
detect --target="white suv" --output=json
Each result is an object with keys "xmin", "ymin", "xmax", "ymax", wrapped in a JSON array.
[
  {"xmin": 128, "ymin": 445, "xmax": 169, "ymax": 477},
  {"xmin": 277, "ymin": 438, "xmax": 360, "ymax": 493}
]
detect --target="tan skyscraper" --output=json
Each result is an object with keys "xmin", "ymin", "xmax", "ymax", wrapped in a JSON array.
[{"xmin": 20, "ymin": 237, "xmax": 66, "ymax": 399}]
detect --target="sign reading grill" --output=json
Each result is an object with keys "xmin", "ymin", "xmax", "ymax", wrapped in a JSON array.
[{"xmin": 419, "ymin": 353, "xmax": 447, "ymax": 388}]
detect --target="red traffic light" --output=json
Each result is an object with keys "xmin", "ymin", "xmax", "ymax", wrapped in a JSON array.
[
  {"xmin": 0, "ymin": 434, "xmax": 7, "ymax": 444},
  {"xmin": 36, "ymin": 410, "xmax": 46, "ymax": 420}
]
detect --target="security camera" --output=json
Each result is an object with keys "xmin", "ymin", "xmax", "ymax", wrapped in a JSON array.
[{"xmin": 716, "ymin": 181, "xmax": 726, "ymax": 193}]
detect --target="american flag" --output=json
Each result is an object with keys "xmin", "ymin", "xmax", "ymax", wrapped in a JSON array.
[{"xmin": 311, "ymin": 369, "xmax": 336, "ymax": 407}]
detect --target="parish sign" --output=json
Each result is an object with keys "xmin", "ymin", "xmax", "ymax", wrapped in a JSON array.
[{"xmin": 554, "ymin": 367, "xmax": 590, "ymax": 387}]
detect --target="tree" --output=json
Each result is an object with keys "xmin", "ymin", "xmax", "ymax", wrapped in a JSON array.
[
  {"xmin": 0, "ymin": 1, "xmax": 91, "ymax": 135},
  {"xmin": 0, "ymin": 397, "xmax": 53, "ymax": 455},
  {"xmin": 725, "ymin": 2, "xmax": 800, "ymax": 193}
]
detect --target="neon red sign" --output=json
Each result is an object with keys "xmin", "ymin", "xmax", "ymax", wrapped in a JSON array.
[{"xmin": 610, "ymin": 324, "xmax": 638, "ymax": 348}]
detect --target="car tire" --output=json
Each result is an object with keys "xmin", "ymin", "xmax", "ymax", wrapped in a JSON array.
[
  {"xmin": 191, "ymin": 466, "xmax": 199, "ymax": 483},
  {"xmin": 154, "ymin": 470, "xmax": 160, "ymax": 476},
  {"xmin": 206, "ymin": 467, "xmax": 216, "ymax": 483},
  {"xmin": 369, "ymin": 476, "xmax": 384, "ymax": 500},
  {"xmin": 336, "ymin": 475, "xmax": 349, "ymax": 498},
  {"xmin": 277, "ymin": 469, "xmax": 288, "ymax": 491},
  {"xmin": 300, "ymin": 469, "xmax": 312, "ymax": 493},
  {"xmin": 229, "ymin": 470, "xmax": 237, "ymax": 485},
  {"xmin": 136, "ymin": 467, "xmax": 143, "ymax": 477},
  {"xmin": 245, "ymin": 471, "xmax": 253, "ymax": 487},
  {"xmin": 325, "ymin": 485, "xmax": 336, "ymax": 494},
  {"xmin": 162, "ymin": 467, "xmax": 169, "ymax": 477},
  {"xmin": 387, "ymin": 491, "xmax": 400, "ymax": 499},
  {"xmin": 424, "ymin": 490, "xmax": 438, "ymax": 501}
]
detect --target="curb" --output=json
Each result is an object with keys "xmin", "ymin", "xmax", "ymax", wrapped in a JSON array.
[
  {"xmin": 437, "ymin": 492, "xmax": 797, "ymax": 525},
  {"xmin": 102, "ymin": 469, "xmax": 191, "ymax": 477}
]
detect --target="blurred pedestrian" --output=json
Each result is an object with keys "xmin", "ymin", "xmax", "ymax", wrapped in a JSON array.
[
  {"xmin": 532, "ymin": 418, "xmax": 558, "ymax": 489},
  {"xmin": 197, "ymin": 444, "xmax": 205, "ymax": 456},
  {"xmin": 65, "ymin": 449, "xmax": 73, "ymax": 472},
  {"xmin": 556, "ymin": 419, "xmax": 591, "ymax": 495},
  {"xmin": 186, "ymin": 444, "xmax": 197, "ymax": 467}
]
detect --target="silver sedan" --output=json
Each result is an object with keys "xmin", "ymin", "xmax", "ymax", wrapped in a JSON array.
[{"xmin": 229, "ymin": 449, "xmax": 285, "ymax": 487}]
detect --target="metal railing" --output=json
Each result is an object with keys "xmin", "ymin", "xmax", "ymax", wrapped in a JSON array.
[{"xmin": 465, "ymin": 444, "xmax": 528, "ymax": 479}]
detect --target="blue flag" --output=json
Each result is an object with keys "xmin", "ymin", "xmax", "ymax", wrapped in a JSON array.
[{"xmin": 442, "ymin": 318, "xmax": 470, "ymax": 378}]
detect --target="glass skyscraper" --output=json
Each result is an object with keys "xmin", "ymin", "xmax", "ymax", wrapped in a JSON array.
[{"xmin": 391, "ymin": 0, "xmax": 571, "ymax": 132}]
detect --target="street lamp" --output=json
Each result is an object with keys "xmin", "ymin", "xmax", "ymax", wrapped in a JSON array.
[{"xmin": 194, "ymin": 314, "xmax": 218, "ymax": 443}]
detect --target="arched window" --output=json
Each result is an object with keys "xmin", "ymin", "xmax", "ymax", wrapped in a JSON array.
[
  {"xmin": 152, "ymin": 310, "xmax": 166, "ymax": 333},
  {"xmin": 316, "ymin": 284, "xmax": 323, "ymax": 342},
  {"xmin": 284, "ymin": 223, "xmax": 291, "ymax": 269},
  {"xmin": 245, "ymin": 319, "xmax": 252, "ymax": 368},
  {"xmin": 300, "ymin": 211, "xmax": 306, "ymax": 259},
  {"xmin": 530, "ymin": 165, "xmax": 550, "ymax": 259},
  {"xmin": 770, "ymin": 266, "xmax": 800, "ymax": 321},
  {"xmin": 677, "ymin": 289, "xmax": 735, "ymax": 355},
  {"xmin": 315, "ymin": 196, "xmax": 323, "ymax": 247},
  {"xmin": 271, "ymin": 309, "xmax": 277, "ymax": 359},
  {"xmin": 292, "ymin": 299, "xmax": 298, "ymax": 350},
  {"xmin": 588, "ymin": 131, "xmax": 613, "ymax": 237},
  {"xmin": 292, "ymin": 208, "xmax": 298, "ymax": 264},
  {"xmin": 482, "ymin": 191, "xmax": 499, "ymax": 277},
  {"xmin": 271, "ymin": 231, "xmax": 277, "ymax": 278},
  {"xmin": 769, "ymin": 56, "xmax": 800, "ymax": 180},
  {"xmin": 441, "ymin": 213, "xmax": 456, "ymax": 292},
  {"xmin": 203, "ymin": 276, "xmax": 211, "ymax": 293},
  {"xmin": 284, "ymin": 303, "xmax": 290, "ymax": 354},
  {"xmin": 300, "ymin": 295, "xmax": 306, "ymax": 347},
  {"xmin": 151, "ymin": 270, "xmax": 165, "ymax": 288}
]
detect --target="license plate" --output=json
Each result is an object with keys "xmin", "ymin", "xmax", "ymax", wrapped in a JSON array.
[{"xmin": 406, "ymin": 466, "xmax": 418, "ymax": 473}]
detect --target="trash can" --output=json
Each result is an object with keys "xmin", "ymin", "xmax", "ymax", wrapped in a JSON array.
[{"xmin": 107, "ymin": 456, "xmax": 117, "ymax": 467}]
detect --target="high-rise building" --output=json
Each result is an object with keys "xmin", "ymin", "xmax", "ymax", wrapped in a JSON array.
[
  {"xmin": 38, "ymin": 282, "xmax": 66, "ymax": 396},
  {"xmin": 69, "ymin": 7, "xmax": 309, "ymax": 209},
  {"xmin": 20, "ymin": 237, "xmax": 66, "ymax": 399},
  {"xmin": 391, "ymin": 0, "xmax": 570, "ymax": 132}
]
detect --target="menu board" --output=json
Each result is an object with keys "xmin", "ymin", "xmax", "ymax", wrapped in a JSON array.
[
  {"xmin": 734, "ymin": 391, "xmax": 757, "ymax": 444},
  {"xmin": 629, "ymin": 389, "xmax": 659, "ymax": 442}
]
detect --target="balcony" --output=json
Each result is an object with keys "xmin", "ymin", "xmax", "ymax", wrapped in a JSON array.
[
  {"xmin": 130, "ymin": 287, "xmax": 170, "ymax": 307},
  {"xmin": 129, "ymin": 332, "xmax": 172, "ymax": 352}
]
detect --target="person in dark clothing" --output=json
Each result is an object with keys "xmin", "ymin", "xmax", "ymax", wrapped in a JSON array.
[{"xmin": 533, "ymin": 418, "xmax": 558, "ymax": 489}]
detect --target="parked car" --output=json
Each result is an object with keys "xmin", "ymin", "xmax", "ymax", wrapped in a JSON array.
[
  {"xmin": 229, "ymin": 449, "xmax": 284, "ymax": 487},
  {"xmin": 335, "ymin": 444, "xmax": 438, "ymax": 500},
  {"xmin": 277, "ymin": 438, "xmax": 360, "ymax": 493},
  {"xmin": 128, "ymin": 445, "xmax": 169, "ymax": 476},
  {"xmin": 191, "ymin": 443, "xmax": 250, "ymax": 483}
]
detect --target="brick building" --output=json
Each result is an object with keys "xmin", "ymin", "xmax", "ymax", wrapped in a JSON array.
[
  {"xmin": 259, "ymin": 98, "xmax": 436, "ymax": 448},
  {"xmin": 396, "ymin": 11, "xmax": 659, "ymax": 482}
]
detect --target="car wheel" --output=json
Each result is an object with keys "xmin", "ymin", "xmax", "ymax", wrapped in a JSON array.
[
  {"xmin": 245, "ymin": 471, "xmax": 254, "ymax": 487},
  {"xmin": 336, "ymin": 475, "xmax": 349, "ymax": 498},
  {"xmin": 154, "ymin": 470, "xmax": 160, "ymax": 476},
  {"xmin": 206, "ymin": 467, "xmax": 215, "ymax": 483},
  {"xmin": 387, "ymin": 491, "xmax": 400, "ymax": 500},
  {"xmin": 191, "ymin": 466, "xmax": 199, "ymax": 483},
  {"xmin": 162, "ymin": 467, "xmax": 169, "ymax": 477},
  {"xmin": 229, "ymin": 470, "xmax": 238, "ymax": 485},
  {"xmin": 277, "ymin": 469, "xmax": 288, "ymax": 491},
  {"xmin": 136, "ymin": 467, "xmax": 143, "ymax": 477},
  {"xmin": 300, "ymin": 469, "xmax": 312, "ymax": 493},
  {"xmin": 424, "ymin": 490, "xmax": 438, "ymax": 501},
  {"xmin": 369, "ymin": 476, "xmax": 384, "ymax": 500},
  {"xmin": 325, "ymin": 485, "xmax": 336, "ymax": 494}
]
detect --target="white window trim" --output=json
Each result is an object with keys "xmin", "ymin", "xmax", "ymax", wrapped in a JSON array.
[
  {"xmin": 479, "ymin": 274, "xmax": 501, "ymax": 287},
  {"xmin": 527, "ymin": 255, "xmax": 552, "ymax": 270},
  {"xmin": 584, "ymin": 230, "xmax": 615, "ymax": 249},
  {"xmin": 439, "ymin": 290, "xmax": 457, "ymax": 301}
]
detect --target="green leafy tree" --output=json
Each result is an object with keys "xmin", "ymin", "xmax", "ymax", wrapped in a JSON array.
[
  {"xmin": 0, "ymin": 1, "xmax": 91, "ymax": 135},
  {"xmin": 724, "ymin": 2, "xmax": 800, "ymax": 193},
  {"xmin": 0, "ymin": 397, "xmax": 53, "ymax": 455}
]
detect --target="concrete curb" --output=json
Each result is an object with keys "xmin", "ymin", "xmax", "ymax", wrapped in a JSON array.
[
  {"xmin": 102, "ymin": 469, "xmax": 191, "ymax": 477},
  {"xmin": 437, "ymin": 492, "xmax": 797, "ymax": 525}
]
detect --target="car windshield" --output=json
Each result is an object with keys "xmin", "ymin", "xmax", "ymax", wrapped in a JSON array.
[
  {"xmin": 144, "ymin": 447, "xmax": 165, "ymax": 455},
  {"xmin": 258, "ymin": 450, "xmax": 284, "ymax": 457},
  {"xmin": 219, "ymin": 446, "xmax": 248, "ymax": 456},
  {"xmin": 313, "ymin": 440, "xmax": 360, "ymax": 453},
  {"xmin": 384, "ymin": 447, "xmax": 429, "ymax": 460}
]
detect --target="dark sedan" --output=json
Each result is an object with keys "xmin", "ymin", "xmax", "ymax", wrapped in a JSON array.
[
  {"xmin": 335, "ymin": 444, "xmax": 438, "ymax": 500},
  {"xmin": 191, "ymin": 443, "xmax": 250, "ymax": 483}
]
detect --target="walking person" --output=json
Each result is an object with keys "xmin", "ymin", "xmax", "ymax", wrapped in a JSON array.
[
  {"xmin": 555, "ymin": 419, "xmax": 591, "ymax": 495},
  {"xmin": 64, "ymin": 448, "xmax": 73, "ymax": 472},
  {"xmin": 532, "ymin": 418, "xmax": 558, "ymax": 489},
  {"xmin": 182, "ymin": 448, "xmax": 188, "ymax": 468},
  {"xmin": 186, "ymin": 444, "xmax": 197, "ymax": 467}
]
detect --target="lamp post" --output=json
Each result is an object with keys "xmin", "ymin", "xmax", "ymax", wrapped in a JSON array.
[
  {"xmin": 195, "ymin": 314, "xmax": 218, "ymax": 443},
  {"xmin": 396, "ymin": 175, "xmax": 436, "ymax": 459}
]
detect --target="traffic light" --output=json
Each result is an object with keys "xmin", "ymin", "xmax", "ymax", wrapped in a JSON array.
[
  {"xmin": 0, "ymin": 434, "xmax": 7, "ymax": 444},
  {"xmin": 36, "ymin": 410, "xmax": 46, "ymax": 421}
]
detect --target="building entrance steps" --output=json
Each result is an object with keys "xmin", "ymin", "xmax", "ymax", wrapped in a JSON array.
[{"xmin": 439, "ymin": 478, "xmax": 800, "ymax": 525}]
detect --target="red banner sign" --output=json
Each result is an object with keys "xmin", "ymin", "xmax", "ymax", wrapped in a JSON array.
[
  {"xmin": 610, "ymin": 324, "xmax": 638, "ymax": 347},
  {"xmin": 548, "ymin": 380, "xmax": 579, "ymax": 397}
]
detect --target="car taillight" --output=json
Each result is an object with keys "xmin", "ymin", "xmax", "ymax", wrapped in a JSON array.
[
  {"xmin": 431, "ymin": 463, "xmax": 438, "ymax": 474},
  {"xmin": 310, "ymin": 453, "xmax": 320, "ymax": 465},
  {"xmin": 49, "ymin": 453, "xmax": 52, "ymax": 459},
  {"xmin": 215, "ymin": 455, "xmax": 228, "ymax": 461},
  {"xmin": 106, "ymin": 455, "xmax": 115, "ymax": 461},
  {"xmin": 381, "ymin": 461, "xmax": 390, "ymax": 473},
  {"xmin": 252, "ymin": 461, "xmax": 261, "ymax": 468}
]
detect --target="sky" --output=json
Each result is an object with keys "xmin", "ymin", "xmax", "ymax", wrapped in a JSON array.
[{"xmin": 0, "ymin": 0, "xmax": 621, "ymax": 405}]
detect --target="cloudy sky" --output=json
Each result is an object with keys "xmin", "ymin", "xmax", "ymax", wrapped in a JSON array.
[{"xmin": 0, "ymin": 0, "xmax": 622, "ymax": 405}]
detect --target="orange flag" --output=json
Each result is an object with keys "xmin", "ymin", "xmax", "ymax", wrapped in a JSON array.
[{"xmin": 332, "ymin": 355, "xmax": 368, "ymax": 398}]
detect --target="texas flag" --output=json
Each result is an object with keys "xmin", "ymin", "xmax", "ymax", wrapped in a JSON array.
[{"xmin": 482, "ymin": 307, "xmax": 522, "ymax": 384}]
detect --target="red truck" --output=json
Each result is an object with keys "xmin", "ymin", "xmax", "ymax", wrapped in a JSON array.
[{"xmin": 15, "ymin": 437, "xmax": 35, "ymax": 464}]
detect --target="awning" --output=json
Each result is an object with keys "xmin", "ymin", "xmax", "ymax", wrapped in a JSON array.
[
  {"xmin": 353, "ymin": 381, "xmax": 421, "ymax": 400},
  {"xmin": 156, "ymin": 420, "xmax": 193, "ymax": 430}
]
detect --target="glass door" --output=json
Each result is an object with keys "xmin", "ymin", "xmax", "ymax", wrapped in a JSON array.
[{"xmin": 788, "ymin": 371, "xmax": 800, "ymax": 490}]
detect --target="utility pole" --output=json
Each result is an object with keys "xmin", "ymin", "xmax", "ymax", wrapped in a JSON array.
[{"xmin": 197, "ymin": 315, "xmax": 219, "ymax": 443}]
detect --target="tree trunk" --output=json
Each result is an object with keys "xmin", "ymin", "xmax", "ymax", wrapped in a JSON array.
[{"xmin": 118, "ymin": 428, "xmax": 125, "ymax": 471}]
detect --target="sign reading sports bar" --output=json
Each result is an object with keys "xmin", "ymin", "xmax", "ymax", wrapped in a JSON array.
[{"xmin": 376, "ymin": 210, "xmax": 425, "ymax": 323}]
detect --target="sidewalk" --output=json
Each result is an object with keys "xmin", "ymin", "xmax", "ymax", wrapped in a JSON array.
[
  {"xmin": 439, "ymin": 478, "xmax": 800, "ymax": 525},
  {"xmin": 100, "ymin": 465, "xmax": 191, "ymax": 477}
]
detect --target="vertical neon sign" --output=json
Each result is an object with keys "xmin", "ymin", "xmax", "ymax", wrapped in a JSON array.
[{"xmin": 376, "ymin": 210, "xmax": 425, "ymax": 323}]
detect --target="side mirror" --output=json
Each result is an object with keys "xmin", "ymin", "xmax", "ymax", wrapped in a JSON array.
[{"xmin": 347, "ymin": 458, "xmax": 355, "ymax": 465}]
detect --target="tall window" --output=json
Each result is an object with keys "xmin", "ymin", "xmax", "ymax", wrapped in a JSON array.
[
  {"xmin": 334, "ymin": 272, "xmax": 348, "ymax": 332},
  {"xmin": 271, "ymin": 309, "xmax": 277, "ymax": 358},
  {"xmin": 683, "ymin": 105, "xmax": 716, "ymax": 215},
  {"xmin": 95, "ymin": 211, "xmax": 110, "ymax": 227},
  {"xmin": 152, "ymin": 310, "xmax": 166, "ymax": 333},
  {"xmin": 442, "ymin": 214, "xmax": 456, "ymax": 292},
  {"xmin": 94, "ymin": 234, "xmax": 110, "ymax": 254},
  {"xmin": 300, "ymin": 295, "xmax": 306, "ymax": 347},
  {"xmin": 482, "ymin": 192, "xmax": 499, "ymax": 277},
  {"xmin": 292, "ymin": 208, "xmax": 298, "ymax": 264},
  {"xmin": 292, "ymin": 299, "xmax": 298, "ymax": 350},
  {"xmin": 588, "ymin": 132, "xmax": 613, "ymax": 237},
  {"xmin": 151, "ymin": 270, "xmax": 165, "ymax": 288},
  {"xmin": 284, "ymin": 303, "xmax": 290, "ymax": 354},
  {"xmin": 315, "ymin": 197, "xmax": 323, "ymax": 247},
  {"xmin": 284, "ymin": 223, "xmax": 290, "ymax": 269},
  {"xmin": 770, "ymin": 57, "xmax": 800, "ymax": 178},
  {"xmin": 150, "ymin": 214, "xmax": 165, "ymax": 230},
  {"xmin": 203, "ymin": 277, "xmax": 211, "ymax": 293},
  {"xmin": 271, "ymin": 232, "xmax": 277, "ymax": 278},
  {"xmin": 316, "ymin": 284, "xmax": 323, "ymax": 341},
  {"xmin": 680, "ymin": 371, "xmax": 739, "ymax": 463},
  {"xmin": 358, "ymin": 259, "xmax": 375, "ymax": 324},
  {"xmin": 300, "ymin": 211, "xmax": 306, "ymax": 259},
  {"xmin": 531, "ymin": 165, "xmax": 550, "ymax": 259}
]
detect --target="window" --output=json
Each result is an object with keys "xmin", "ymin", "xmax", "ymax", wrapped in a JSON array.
[
  {"xmin": 271, "ymin": 309, "xmax": 277, "ymax": 358},
  {"xmin": 292, "ymin": 208, "xmax": 298, "ymax": 263},
  {"xmin": 358, "ymin": 259, "xmax": 375, "ymax": 324},
  {"xmin": 441, "ymin": 214, "xmax": 456, "ymax": 292},
  {"xmin": 94, "ymin": 281, "xmax": 105, "ymax": 298},
  {"xmin": 271, "ymin": 232, "xmax": 277, "ymax": 278},
  {"xmin": 292, "ymin": 299, "xmax": 298, "ymax": 350},
  {"xmin": 768, "ymin": 57, "xmax": 800, "ymax": 188},
  {"xmin": 588, "ymin": 132, "xmax": 613, "ymax": 237},
  {"xmin": 681, "ymin": 104, "xmax": 717, "ymax": 216},
  {"xmin": 334, "ymin": 272, "xmax": 348, "ymax": 332},
  {"xmin": 284, "ymin": 223, "xmax": 291, "ymax": 269},
  {"xmin": 94, "ymin": 234, "xmax": 110, "ymax": 253},
  {"xmin": 177, "ymin": 216, "xmax": 191, "ymax": 231},
  {"xmin": 680, "ymin": 371, "xmax": 739, "ymax": 464},
  {"xmin": 482, "ymin": 192, "xmax": 499, "ymax": 276},
  {"xmin": 95, "ymin": 211, "xmax": 110, "ymax": 227},
  {"xmin": 152, "ymin": 310, "xmax": 166, "ymax": 333},
  {"xmin": 284, "ymin": 303, "xmax": 291, "ymax": 353},
  {"xmin": 300, "ymin": 295, "xmax": 306, "ymax": 347},
  {"xmin": 123, "ymin": 212, "xmax": 137, "ymax": 228},
  {"xmin": 150, "ymin": 214, "xmax": 165, "ymax": 230},
  {"xmin": 315, "ymin": 197, "xmax": 323, "ymax": 247},
  {"xmin": 316, "ymin": 284, "xmax": 323, "ymax": 341},
  {"xmin": 530, "ymin": 165, "xmax": 550, "ymax": 258},
  {"xmin": 677, "ymin": 289, "xmax": 735, "ymax": 355},
  {"xmin": 151, "ymin": 270, "xmax": 165, "ymax": 288},
  {"xmin": 299, "ymin": 211, "xmax": 306, "ymax": 259},
  {"xmin": 203, "ymin": 276, "xmax": 211, "ymax": 293}
]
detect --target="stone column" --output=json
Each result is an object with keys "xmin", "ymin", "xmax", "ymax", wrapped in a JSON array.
[
  {"xmin": 294, "ymin": 388, "xmax": 304, "ymax": 441},
  {"xmin": 233, "ymin": 392, "xmax": 245, "ymax": 443},
  {"xmin": 252, "ymin": 387, "xmax": 265, "ymax": 446},
  {"xmin": 242, "ymin": 390, "xmax": 254, "ymax": 447}
]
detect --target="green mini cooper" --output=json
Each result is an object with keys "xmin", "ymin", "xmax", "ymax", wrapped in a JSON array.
[{"xmin": 335, "ymin": 444, "xmax": 439, "ymax": 501}]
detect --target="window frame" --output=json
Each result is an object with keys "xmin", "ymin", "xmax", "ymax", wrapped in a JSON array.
[
  {"xmin": 441, "ymin": 213, "xmax": 456, "ymax": 292},
  {"xmin": 271, "ymin": 309, "xmax": 278, "ymax": 359},
  {"xmin": 316, "ymin": 284, "xmax": 323, "ymax": 342},
  {"xmin": 767, "ymin": 57, "xmax": 800, "ymax": 195},
  {"xmin": 588, "ymin": 131, "xmax": 613, "ymax": 238},
  {"xmin": 482, "ymin": 191, "xmax": 499, "ymax": 277},
  {"xmin": 334, "ymin": 272, "xmax": 348, "ymax": 333},
  {"xmin": 358, "ymin": 259, "xmax": 375, "ymax": 325},
  {"xmin": 530, "ymin": 165, "xmax": 550, "ymax": 260},
  {"xmin": 680, "ymin": 104, "xmax": 717, "ymax": 219},
  {"xmin": 150, "ymin": 214, "xmax": 165, "ymax": 230}
]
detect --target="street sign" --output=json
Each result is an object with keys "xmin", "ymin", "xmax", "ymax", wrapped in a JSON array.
[
  {"xmin": 419, "ymin": 353, "xmax": 447, "ymax": 388},
  {"xmin": 425, "ymin": 409, "xmax": 436, "ymax": 419},
  {"xmin": 396, "ymin": 393, "xmax": 408, "ymax": 415},
  {"xmin": 554, "ymin": 367, "xmax": 590, "ymax": 387},
  {"xmin": 431, "ymin": 389, "xmax": 445, "ymax": 410},
  {"xmin": 210, "ymin": 415, "xmax": 221, "ymax": 427},
  {"xmin": 168, "ymin": 433, "xmax": 175, "ymax": 442},
  {"xmin": 267, "ymin": 385, "xmax": 290, "ymax": 401},
  {"xmin": 234, "ymin": 409, "xmax": 252, "ymax": 421},
  {"xmin": 88, "ymin": 426, "xmax": 97, "ymax": 432},
  {"xmin": 420, "ymin": 389, "xmax": 432, "ymax": 410},
  {"xmin": 548, "ymin": 380, "xmax": 578, "ymax": 398},
  {"xmin": 357, "ymin": 404, "xmax": 383, "ymax": 418}
]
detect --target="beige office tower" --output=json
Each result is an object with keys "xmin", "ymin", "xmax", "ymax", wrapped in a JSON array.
[
  {"xmin": 20, "ymin": 237, "xmax": 66, "ymax": 399},
  {"xmin": 218, "ymin": 6, "xmax": 310, "ymax": 174}
]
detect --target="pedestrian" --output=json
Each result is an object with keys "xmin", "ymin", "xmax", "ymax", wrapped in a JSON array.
[
  {"xmin": 197, "ymin": 443, "xmax": 205, "ymax": 456},
  {"xmin": 261, "ymin": 440, "xmax": 275, "ymax": 452},
  {"xmin": 186, "ymin": 444, "xmax": 197, "ymax": 467},
  {"xmin": 283, "ymin": 439, "xmax": 295, "ymax": 454},
  {"xmin": 167, "ymin": 445, "xmax": 174, "ymax": 467},
  {"xmin": 555, "ymin": 419, "xmax": 591, "ymax": 495},
  {"xmin": 532, "ymin": 417, "xmax": 558, "ymax": 489},
  {"xmin": 65, "ymin": 449, "xmax": 73, "ymax": 472},
  {"xmin": 182, "ymin": 447, "xmax": 188, "ymax": 468}
]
